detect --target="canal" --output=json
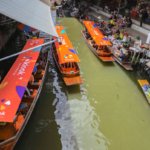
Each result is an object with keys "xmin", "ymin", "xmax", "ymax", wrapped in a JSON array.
[{"xmin": 15, "ymin": 18, "xmax": 150, "ymax": 150}]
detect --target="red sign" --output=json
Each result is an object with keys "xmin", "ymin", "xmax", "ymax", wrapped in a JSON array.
[{"xmin": 0, "ymin": 39, "xmax": 44, "ymax": 122}]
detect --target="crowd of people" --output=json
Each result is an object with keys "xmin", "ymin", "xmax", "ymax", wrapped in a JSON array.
[
  {"xmin": 128, "ymin": 0, "xmax": 150, "ymax": 25},
  {"xmin": 98, "ymin": 0, "xmax": 150, "ymax": 26},
  {"xmin": 92, "ymin": 11, "xmax": 149, "ymax": 62},
  {"xmin": 95, "ymin": 11, "xmax": 132, "ymax": 42}
]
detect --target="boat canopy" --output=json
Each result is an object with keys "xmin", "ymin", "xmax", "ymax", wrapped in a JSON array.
[
  {"xmin": 83, "ymin": 21, "xmax": 112, "ymax": 46},
  {"xmin": 55, "ymin": 25, "xmax": 80, "ymax": 64},
  {"xmin": 0, "ymin": 0, "xmax": 58, "ymax": 37},
  {"xmin": 57, "ymin": 45, "xmax": 80, "ymax": 64},
  {"xmin": 0, "ymin": 39, "xmax": 44, "ymax": 122}
]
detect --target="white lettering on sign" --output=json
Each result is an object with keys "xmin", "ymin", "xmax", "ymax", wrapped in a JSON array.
[
  {"xmin": 18, "ymin": 58, "xmax": 30, "ymax": 76},
  {"xmin": 0, "ymin": 111, "xmax": 5, "ymax": 116}
]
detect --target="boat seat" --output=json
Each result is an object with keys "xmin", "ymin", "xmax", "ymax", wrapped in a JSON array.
[{"xmin": 0, "ymin": 123, "xmax": 16, "ymax": 141}]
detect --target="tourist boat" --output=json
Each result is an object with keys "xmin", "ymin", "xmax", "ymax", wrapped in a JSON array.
[
  {"xmin": 138, "ymin": 79, "xmax": 150, "ymax": 104},
  {"xmin": 0, "ymin": 38, "xmax": 48, "ymax": 150},
  {"xmin": 52, "ymin": 25, "xmax": 82, "ymax": 86},
  {"xmin": 82, "ymin": 20, "xmax": 114, "ymax": 62}
]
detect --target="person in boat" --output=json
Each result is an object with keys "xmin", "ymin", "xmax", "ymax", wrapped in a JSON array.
[
  {"xmin": 29, "ymin": 73, "xmax": 35, "ymax": 86},
  {"xmin": 38, "ymin": 57, "xmax": 46, "ymax": 70},
  {"xmin": 92, "ymin": 41, "xmax": 98, "ymax": 50}
]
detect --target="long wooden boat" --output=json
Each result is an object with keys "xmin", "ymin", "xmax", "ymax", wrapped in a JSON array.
[
  {"xmin": 138, "ymin": 79, "xmax": 150, "ymax": 104},
  {"xmin": 82, "ymin": 20, "xmax": 114, "ymax": 62},
  {"xmin": 107, "ymin": 45, "xmax": 133, "ymax": 71},
  {"xmin": 52, "ymin": 25, "xmax": 82, "ymax": 86},
  {"xmin": 0, "ymin": 39, "xmax": 48, "ymax": 150}
]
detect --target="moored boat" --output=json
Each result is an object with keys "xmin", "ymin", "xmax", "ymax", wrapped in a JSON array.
[
  {"xmin": 82, "ymin": 20, "xmax": 114, "ymax": 62},
  {"xmin": 52, "ymin": 25, "xmax": 82, "ymax": 86},
  {"xmin": 0, "ymin": 39, "xmax": 48, "ymax": 150},
  {"xmin": 108, "ymin": 44, "xmax": 133, "ymax": 70},
  {"xmin": 138, "ymin": 79, "xmax": 150, "ymax": 104}
]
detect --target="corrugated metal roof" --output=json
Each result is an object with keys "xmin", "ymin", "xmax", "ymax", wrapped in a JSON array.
[{"xmin": 0, "ymin": 0, "xmax": 58, "ymax": 37}]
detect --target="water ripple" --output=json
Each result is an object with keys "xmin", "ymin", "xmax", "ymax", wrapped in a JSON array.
[{"xmin": 49, "ymin": 44, "xmax": 108, "ymax": 150}]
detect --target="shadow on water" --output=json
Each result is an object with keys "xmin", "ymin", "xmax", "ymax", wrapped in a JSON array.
[
  {"xmin": 101, "ymin": 61, "xmax": 115, "ymax": 67},
  {"xmin": 66, "ymin": 85, "xmax": 81, "ymax": 94},
  {"xmin": 48, "ymin": 51, "xmax": 80, "ymax": 150}
]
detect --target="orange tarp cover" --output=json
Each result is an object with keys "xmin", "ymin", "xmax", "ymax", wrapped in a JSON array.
[
  {"xmin": 83, "ymin": 21, "xmax": 112, "ymax": 46},
  {"xmin": 0, "ymin": 39, "xmax": 44, "ymax": 122},
  {"xmin": 55, "ymin": 26, "xmax": 80, "ymax": 64}
]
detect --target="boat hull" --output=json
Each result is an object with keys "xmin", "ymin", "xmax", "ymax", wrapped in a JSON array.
[
  {"xmin": 52, "ymin": 51, "xmax": 82, "ymax": 86},
  {"xmin": 0, "ymin": 52, "xmax": 49, "ymax": 150}
]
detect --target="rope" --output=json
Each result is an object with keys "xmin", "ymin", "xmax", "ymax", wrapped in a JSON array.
[{"xmin": 0, "ymin": 39, "xmax": 57, "ymax": 62}]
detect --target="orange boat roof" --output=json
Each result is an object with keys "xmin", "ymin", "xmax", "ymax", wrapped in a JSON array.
[
  {"xmin": 83, "ymin": 21, "xmax": 112, "ymax": 46},
  {"xmin": 57, "ymin": 45, "xmax": 80, "ymax": 64},
  {"xmin": 55, "ymin": 25, "xmax": 80, "ymax": 64}
]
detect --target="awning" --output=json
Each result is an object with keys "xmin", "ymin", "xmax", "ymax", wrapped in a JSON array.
[
  {"xmin": 54, "ymin": 26, "xmax": 80, "ymax": 64},
  {"xmin": 83, "ymin": 21, "xmax": 111, "ymax": 46},
  {"xmin": 0, "ymin": 39, "xmax": 44, "ymax": 122},
  {"xmin": 0, "ymin": 0, "xmax": 58, "ymax": 37}
]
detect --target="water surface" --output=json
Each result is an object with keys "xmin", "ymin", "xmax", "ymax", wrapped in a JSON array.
[
  {"xmin": 16, "ymin": 18, "xmax": 150, "ymax": 150},
  {"xmin": 59, "ymin": 18, "xmax": 150, "ymax": 150}
]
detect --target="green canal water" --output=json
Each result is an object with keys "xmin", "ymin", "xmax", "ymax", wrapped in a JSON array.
[{"xmin": 15, "ymin": 18, "xmax": 150, "ymax": 150}]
